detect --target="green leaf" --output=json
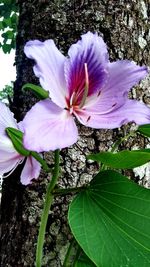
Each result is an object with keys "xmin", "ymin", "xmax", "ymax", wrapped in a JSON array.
[
  {"xmin": 69, "ymin": 170, "xmax": 150, "ymax": 267},
  {"xmin": 138, "ymin": 124, "xmax": 150, "ymax": 138},
  {"xmin": 3, "ymin": 17, "xmax": 12, "ymax": 28},
  {"xmin": 75, "ymin": 252, "xmax": 96, "ymax": 267},
  {"xmin": 3, "ymin": 10, "xmax": 12, "ymax": 19},
  {"xmin": 10, "ymin": 37, "xmax": 16, "ymax": 49},
  {"xmin": 88, "ymin": 150, "xmax": 150, "ymax": 169},
  {"xmin": 11, "ymin": 13, "xmax": 18, "ymax": 26},
  {"xmin": 4, "ymin": 0, "xmax": 13, "ymax": 4},
  {"xmin": 2, "ymin": 30, "xmax": 14, "ymax": 39},
  {"xmin": 6, "ymin": 127, "xmax": 30, "ymax": 157},
  {"xmin": 2, "ymin": 44, "xmax": 11, "ymax": 53},
  {"xmin": 0, "ymin": 83, "xmax": 13, "ymax": 101},
  {"xmin": 0, "ymin": 21, "xmax": 4, "ymax": 30},
  {"xmin": 22, "ymin": 83, "xmax": 49, "ymax": 100}
]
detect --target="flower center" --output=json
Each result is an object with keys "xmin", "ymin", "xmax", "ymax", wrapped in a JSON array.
[{"xmin": 66, "ymin": 63, "xmax": 89, "ymax": 114}]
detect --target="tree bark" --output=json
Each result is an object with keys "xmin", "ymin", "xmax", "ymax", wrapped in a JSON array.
[{"xmin": 1, "ymin": 0, "xmax": 150, "ymax": 266}]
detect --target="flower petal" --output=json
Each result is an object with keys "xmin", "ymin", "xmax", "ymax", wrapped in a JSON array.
[
  {"xmin": 0, "ymin": 102, "xmax": 18, "ymax": 131},
  {"xmin": 0, "ymin": 102, "xmax": 23, "ymax": 176},
  {"xmin": 22, "ymin": 99, "xmax": 78, "ymax": 152},
  {"xmin": 104, "ymin": 60, "xmax": 148, "ymax": 95},
  {"xmin": 0, "ymin": 139, "xmax": 17, "ymax": 154},
  {"xmin": 75, "ymin": 100, "xmax": 150, "ymax": 129},
  {"xmin": 24, "ymin": 40, "xmax": 66, "ymax": 108},
  {"xmin": 0, "ymin": 150, "xmax": 19, "ymax": 162},
  {"xmin": 65, "ymin": 32, "xmax": 108, "ymax": 103},
  {"xmin": 0, "ymin": 154, "xmax": 22, "ymax": 176},
  {"xmin": 83, "ymin": 60, "xmax": 148, "ymax": 114},
  {"xmin": 0, "ymin": 102, "xmax": 18, "ymax": 152},
  {"xmin": 21, "ymin": 156, "xmax": 41, "ymax": 185}
]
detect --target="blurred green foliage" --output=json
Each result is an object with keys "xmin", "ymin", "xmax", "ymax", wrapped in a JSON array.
[
  {"xmin": 0, "ymin": 0, "xmax": 18, "ymax": 53},
  {"xmin": 0, "ymin": 83, "xmax": 13, "ymax": 101}
]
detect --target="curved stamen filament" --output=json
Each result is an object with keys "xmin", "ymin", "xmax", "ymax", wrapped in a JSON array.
[
  {"xmin": 79, "ymin": 63, "xmax": 89, "ymax": 108},
  {"xmin": 70, "ymin": 92, "xmax": 76, "ymax": 106}
]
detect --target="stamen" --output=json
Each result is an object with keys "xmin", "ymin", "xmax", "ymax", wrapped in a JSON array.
[
  {"xmin": 97, "ymin": 91, "xmax": 101, "ymax": 97},
  {"xmin": 69, "ymin": 107, "xmax": 73, "ymax": 114},
  {"xmin": 112, "ymin": 103, "xmax": 117, "ymax": 107},
  {"xmin": 79, "ymin": 63, "xmax": 89, "ymax": 108},
  {"xmin": 70, "ymin": 92, "xmax": 76, "ymax": 106},
  {"xmin": 97, "ymin": 103, "xmax": 118, "ymax": 115}
]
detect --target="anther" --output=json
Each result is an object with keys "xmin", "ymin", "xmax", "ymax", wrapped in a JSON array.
[
  {"xmin": 112, "ymin": 103, "xmax": 117, "ymax": 107},
  {"xmin": 97, "ymin": 91, "xmax": 101, "ymax": 97},
  {"xmin": 86, "ymin": 116, "xmax": 91, "ymax": 123}
]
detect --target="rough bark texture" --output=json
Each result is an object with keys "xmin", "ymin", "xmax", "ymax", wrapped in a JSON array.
[{"xmin": 1, "ymin": 0, "xmax": 150, "ymax": 266}]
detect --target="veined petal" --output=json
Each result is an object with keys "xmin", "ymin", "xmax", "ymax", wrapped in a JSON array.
[
  {"xmin": 83, "ymin": 92, "xmax": 125, "ymax": 114},
  {"xmin": 0, "ymin": 102, "xmax": 18, "ymax": 152},
  {"xmin": 83, "ymin": 60, "xmax": 148, "ymax": 113},
  {"xmin": 21, "ymin": 156, "xmax": 41, "ymax": 185},
  {"xmin": 24, "ymin": 39, "xmax": 66, "ymax": 108},
  {"xmin": 22, "ymin": 99, "xmax": 78, "ymax": 152},
  {"xmin": 75, "ymin": 100, "xmax": 150, "ymax": 129},
  {"xmin": 0, "ymin": 102, "xmax": 18, "ymax": 131},
  {"xmin": 0, "ymin": 150, "xmax": 19, "ymax": 162},
  {"xmin": 104, "ymin": 60, "xmax": 148, "ymax": 95},
  {"xmin": 0, "ymin": 139, "xmax": 17, "ymax": 153},
  {"xmin": 0, "ymin": 154, "xmax": 22, "ymax": 176},
  {"xmin": 65, "ymin": 32, "xmax": 108, "ymax": 103},
  {"xmin": 0, "ymin": 102, "xmax": 23, "ymax": 176}
]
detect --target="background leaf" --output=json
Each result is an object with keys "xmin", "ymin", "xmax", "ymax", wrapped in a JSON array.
[
  {"xmin": 88, "ymin": 150, "xmax": 150, "ymax": 169},
  {"xmin": 0, "ymin": 83, "xmax": 13, "ymax": 102},
  {"xmin": 22, "ymin": 83, "xmax": 49, "ymax": 100},
  {"xmin": 2, "ymin": 43, "xmax": 12, "ymax": 53},
  {"xmin": 138, "ymin": 124, "xmax": 150, "ymax": 138},
  {"xmin": 75, "ymin": 252, "xmax": 96, "ymax": 267},
  {"xmin": 69, "ymin": 170, "xmax": 150, "ymax": 267},
  {"xmin": 0, "ymin": 0, "xmax": 18, "ymax": 53}
]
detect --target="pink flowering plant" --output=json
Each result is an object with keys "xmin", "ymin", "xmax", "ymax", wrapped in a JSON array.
[
  {"xmin": 0, "ymin": 102, "xmax": 42, "ymax": 185},
  {"xmin": 1, "ymin": 32, "xmax": 150, "ymax": 267}
]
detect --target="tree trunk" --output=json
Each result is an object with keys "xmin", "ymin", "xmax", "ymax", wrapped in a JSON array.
[{"xmin": 1, "ymin": 0, "xmax": 150, "ymax": 266}]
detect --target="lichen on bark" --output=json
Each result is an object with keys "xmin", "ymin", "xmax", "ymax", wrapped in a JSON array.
[{"xmin": 1, "ymin": 0, "xmax": 150, "ymax": 266}]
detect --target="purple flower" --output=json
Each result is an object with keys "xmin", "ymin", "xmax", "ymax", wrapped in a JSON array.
[
  {"xmin": 0, "ymin": 102, "xmax": 41, "ymax": 185},
  {"xmin": 22, "ymin": 32, "xmax": 149, "ymax": 152}
]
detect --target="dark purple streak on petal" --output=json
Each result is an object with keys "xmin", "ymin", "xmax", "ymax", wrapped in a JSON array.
[{"xmin": 65, "ymin": 32, "xmax": 108, "ymax": 105}]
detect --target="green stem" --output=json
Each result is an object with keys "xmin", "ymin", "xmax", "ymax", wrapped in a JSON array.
[
  {"xmin": 111, "ymin": 131, "xmax": 136, "ymax": 153},
  {"xmin": 63, "ymin": 238, "xmax": 81, "ymax": 267},
  {"xmin": 73, "ymin": 245, "xmax": 81, "ymax": 267},
  {"xmin": 35, "ymin": 149, "xmax": 60, "ymax": 267},
  {"xmin": 111, "ymin": 138, "xmax": 122, "ymax": 153},
  {"xmin": 31, "ymin": 151, "xmax": 51, "ymax": 173},
  {"xmin": 63, "ymin": 239, "xmax": 76, "ymax": 267},
  {"xmin": 100, "ymin": 163, "xmax": 107, "ymax": 171},
  {"xmin": 100, "ymin": 131, "xmax": 136, "ymax": 172},
  {"xmin": 53, "ymin": 186, "xmax": 86, "ymax": 196}
]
